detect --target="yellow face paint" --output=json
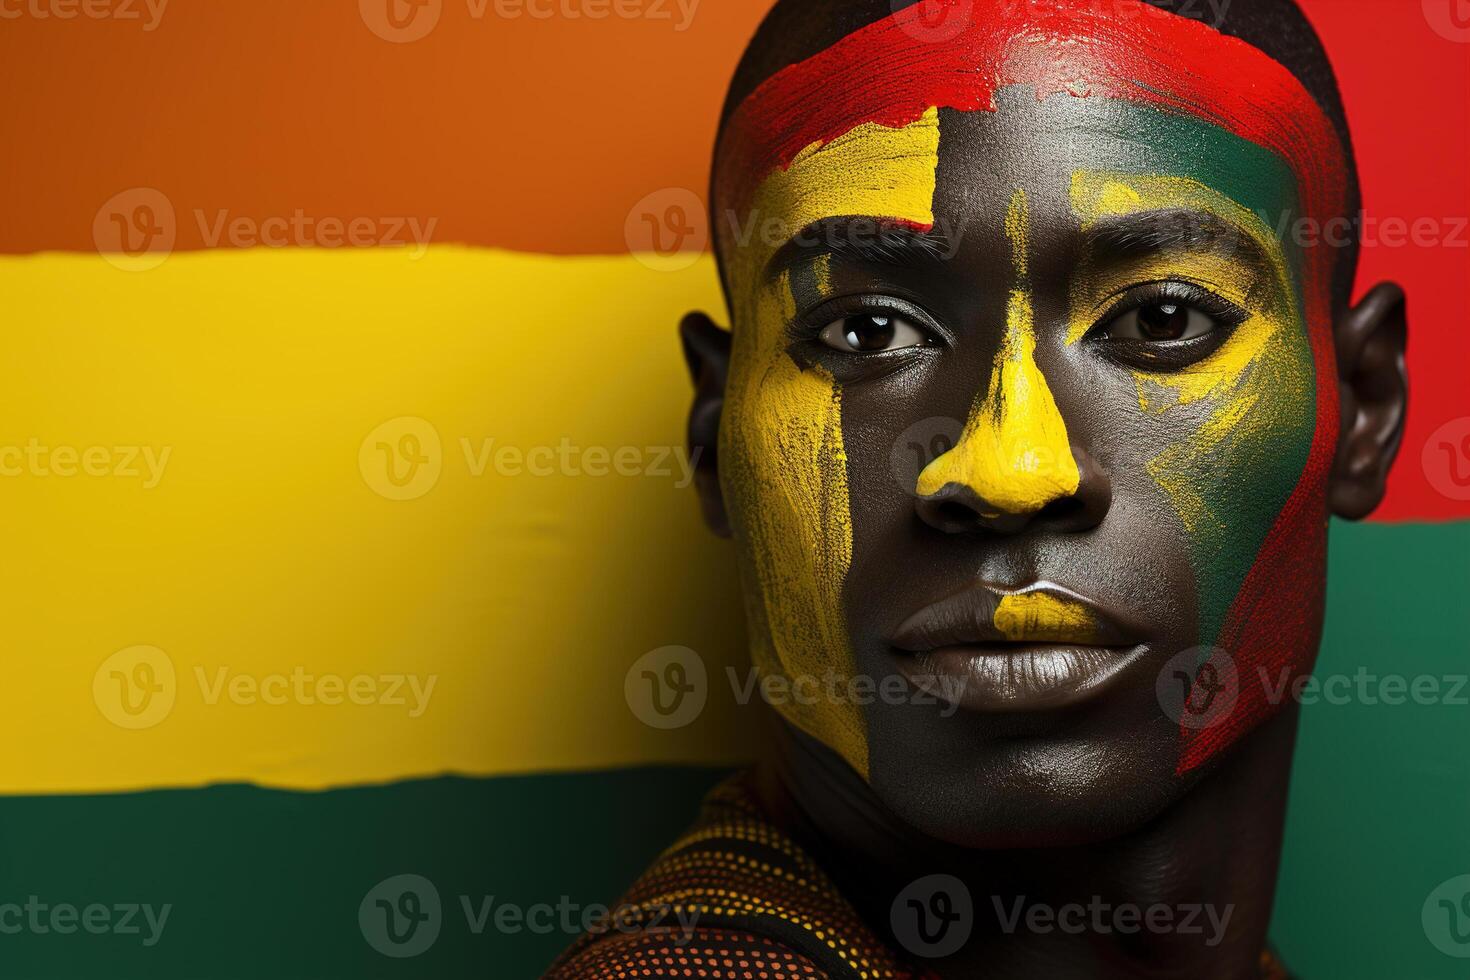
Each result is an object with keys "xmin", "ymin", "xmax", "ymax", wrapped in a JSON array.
[
  {"xmin": 916, "ymin": 189, "xmax": 1081, "ymax": 515},
  {"xmin": 811, "ymin": 252, "xmax": 833, "ymax": 295},
  {"xmin": 1066, "ymin": 171, "xmax": 1313, "ymax": 534},
  {"xmin": 993, "ymin": 591, "xmax": 1097, "ymax": 642},
  {"xmin": 720, "ymin": 109, "xmax": 941, "ymax": 777},
  {"xmin": 1145, "ymin": 390, "xmax": 1262, "ymax": 533}
]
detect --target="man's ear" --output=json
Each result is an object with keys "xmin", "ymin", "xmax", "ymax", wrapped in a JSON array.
[
  {"xmin": 680, "ymin": 311, "xmax": 733, "ymax": 537},
  {"xmin": 1329, "ymin": 281, "xmax": 1408, "ymax": 519}
]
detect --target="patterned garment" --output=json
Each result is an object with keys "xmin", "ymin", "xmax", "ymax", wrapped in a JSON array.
[{"xmin": 547, "ymin": 772, "xmax": 1290, "ymax": 979}]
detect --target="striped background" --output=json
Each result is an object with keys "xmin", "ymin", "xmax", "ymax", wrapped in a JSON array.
[{"xmin": 0, "ymin": 0, "xmax": 1466, "ymax": 976}]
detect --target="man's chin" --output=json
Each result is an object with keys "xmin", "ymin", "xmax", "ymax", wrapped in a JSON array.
[{"xmin": 869, "ymin": 741, "xmax": 1190, "ymax": 849}]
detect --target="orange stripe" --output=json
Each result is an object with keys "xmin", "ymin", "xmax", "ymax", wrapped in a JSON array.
[{"xmin": 0, "ymin": 0, "xmax": 764, "ymax": 255}]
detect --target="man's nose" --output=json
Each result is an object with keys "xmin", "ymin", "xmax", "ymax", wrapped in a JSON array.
[
  {"xmin": 913, "ymin": 298, "xmax": 1109, "ymax": 535},
  {"xmin": 914, "ymin": 444, "xmax": 1111, "ymax": 534}
]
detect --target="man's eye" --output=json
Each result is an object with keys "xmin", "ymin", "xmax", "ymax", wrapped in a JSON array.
[
  {"xmin": 1101, "ymin": 300, "xmax": 1219, "ymax": 342},
  {"xmin": 818, "ymin": 313, "xmax": 928, "ymax": 353}
]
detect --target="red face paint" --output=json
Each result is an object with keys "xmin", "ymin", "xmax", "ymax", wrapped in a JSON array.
[{"xmin": 719, "ymin": 0, "xmax": 1352, "ymax": 774}]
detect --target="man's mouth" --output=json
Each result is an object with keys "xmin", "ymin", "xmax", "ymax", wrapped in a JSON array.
[{"xmin": 889, "ymin": 583, "xmax": 1149, "ymax": 712}]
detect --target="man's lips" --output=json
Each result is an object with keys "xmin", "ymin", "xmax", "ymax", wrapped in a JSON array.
[{"xmin": 889, "ymin": 583, "xmax": 1148, "ymax": 712}]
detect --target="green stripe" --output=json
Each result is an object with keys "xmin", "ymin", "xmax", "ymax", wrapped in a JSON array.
[
  {"xmin": 1272, "ymin": 519, "xmax": 1470, "ymax": 979},
  {"xmin": 0, "ymin": 767, "xmax": 731, "ymax": 978}
]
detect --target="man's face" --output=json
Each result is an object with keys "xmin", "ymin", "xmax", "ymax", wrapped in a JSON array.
[{"xmin": 714, "ymin": 0, "xmax": 1345, "ymax": 845}]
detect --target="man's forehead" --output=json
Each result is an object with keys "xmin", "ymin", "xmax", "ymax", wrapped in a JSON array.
[
  {"xmin": 750, "ymin": 93, "xmax": 1305, "ymax": 289},
  {"xmin": 715, "ymin": 0, "xmax": 1345, "ymax": 231},
  {"xmin": 927, "ymin": 93, "xmax": 1303, "ymax": 233}
]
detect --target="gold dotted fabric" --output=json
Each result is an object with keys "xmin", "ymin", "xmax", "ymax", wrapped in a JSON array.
[
  {"xmin": 546, "ymin": 773, "xmax": 1292, "ymax": 979},
  {"xmin": 546, "ymin": 774, "xmax": 932, "ymax": 980}
]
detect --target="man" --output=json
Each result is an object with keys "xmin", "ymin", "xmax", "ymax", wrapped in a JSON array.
[{"xmin": 552, "ymin": 0, "xmax": 1407, "ymax": 975}]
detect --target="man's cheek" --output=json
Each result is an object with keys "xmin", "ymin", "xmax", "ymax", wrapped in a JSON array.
[
  {"xmin": 1064, "ymin": 170, "xmax": 1322, "ymax": 767},
  {"xmin": 1141, "ymin": 312, "xmax": 1316, "ymax": 645},
  {"xmin": 720, "ymin": 276, "xmax": 869, "ymax": 777},
  {"xmin": 1157, "ymin": 321, "xmax": 1321, "ymax": 771}
]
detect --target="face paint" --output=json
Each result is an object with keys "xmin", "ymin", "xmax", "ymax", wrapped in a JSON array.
[
  {"xmin": 720, "ymin": 110, "xmax": 941, "ymax": 777},
  {"xmin": 994, "ymin": 591, "xmax": 1097, "ymax": 644},
  {"xmin": 717, "ymin": 0, "xmax": 1345, "ymax": 236},
  {"xmin": 1068, "ymin": 170, "xmax": 1316, "ymax": 674},
  {"xmin": 717, "ymin": 0, "xmax": 1347, "ymax": 779},
  {"xmin": 916, "ymin": 189, "xmax": 1081, "ymax": 515}
]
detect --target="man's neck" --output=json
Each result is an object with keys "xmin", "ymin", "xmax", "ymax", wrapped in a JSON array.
[{"xmin": 751, "ymin": 708, "xmax": 1300, "ymax": 979}]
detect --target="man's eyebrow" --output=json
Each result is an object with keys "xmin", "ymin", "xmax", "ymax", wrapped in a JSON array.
[
  {"xmin": 1079, "ymin": 208, "xmax": 1269, "ymax": 266},
  {"xmin": 762, "ymin": 218, "xmax": 956, "ymax": 283}
]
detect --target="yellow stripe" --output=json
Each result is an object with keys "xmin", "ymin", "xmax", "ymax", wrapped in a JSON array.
[{"xmin": 0, "ymin": 248, "xmax": 753, "ymax": 793}]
